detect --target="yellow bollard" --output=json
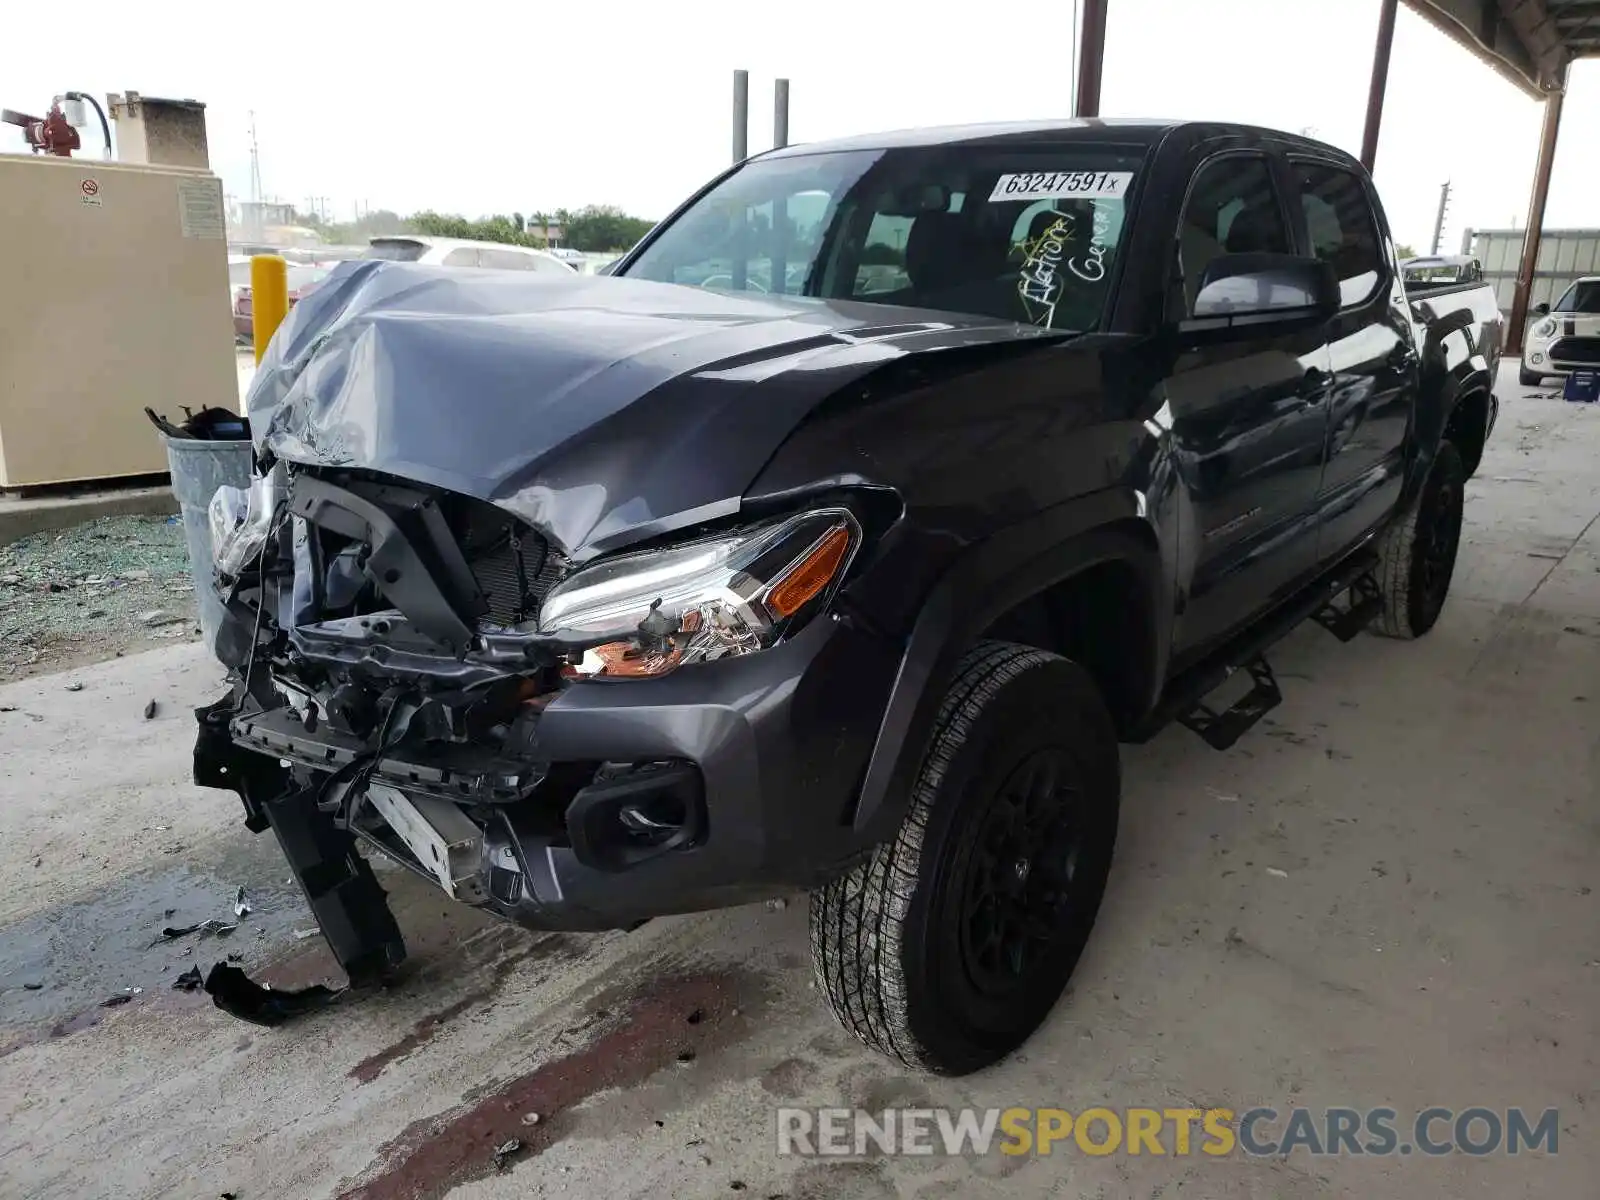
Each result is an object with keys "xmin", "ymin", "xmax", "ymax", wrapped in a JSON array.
[{"xmin": 250, "ymin": 255, "xmax": 289, "ymax": 364}]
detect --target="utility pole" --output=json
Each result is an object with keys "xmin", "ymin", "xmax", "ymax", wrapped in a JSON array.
[
  {"xmin": 247, "ymin": 112, "xmax": 262, "ymax": 207},
  {"xmin": 1430, "ymin": 180, "xmax": 1452, "ymax": 256},
  {"xmin": 732, "ymin": 70, "xmax": 749, "ymax": 163},
  {"xmin": 246, "ymin": 111, "xmax": 264, "ymax": 242}
]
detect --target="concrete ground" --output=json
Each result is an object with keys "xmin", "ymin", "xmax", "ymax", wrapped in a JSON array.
[{"xmin": 0, "ymin": 366, "xmax": 1595, "ymax": 1200}]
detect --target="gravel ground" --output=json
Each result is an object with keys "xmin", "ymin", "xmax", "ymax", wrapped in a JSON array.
[{"xmin": 0, "ymin": 515, "xmax": 202, "ymax": 681}]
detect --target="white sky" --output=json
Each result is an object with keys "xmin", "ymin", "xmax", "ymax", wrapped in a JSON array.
[{"xmin": 5, "ymin": 0, "xmax": 1598, "ymax": 250}]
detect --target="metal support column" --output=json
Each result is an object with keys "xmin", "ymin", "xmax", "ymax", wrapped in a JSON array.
[
  {"xmin": 732, "ymin": 69, "xmax": 749, "ymax": 163},
  {"xmin": 1074, "ymin": 0, "xmax": 1109, "ymax": 118},
  {"xmin": 774, "ymin": 78, "xmax": 790, "ymax": 149},
  {"xmin": 1507, "ymin": 73, "xmax": 1568, "ymax": 354},
  {"xmin": 1360, "ymin": 0, "xmax": 1398, "ymax": 171}
]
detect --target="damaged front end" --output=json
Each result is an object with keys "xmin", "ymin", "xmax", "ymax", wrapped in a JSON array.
[{"xmin": 194, "ymin": 458, "xmax": 862, "ymax": 981}]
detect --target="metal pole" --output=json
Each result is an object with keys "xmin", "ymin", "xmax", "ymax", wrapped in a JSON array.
[
  {"xmin": 1360, "ymin": 0, "xmax": 1398, "ymax": 171},
  {"xmin": 1074, "ymin": 0, "xmax": 1108, "ymax": 118},
  {"xmin": 774, "ymin": 78, "xmax": 790, "ymax": 149},
  {"xmin": 1430, "ymin": 181, "xmax": 1451, "ymax": 256},
  {"xmin": 732, "ymin": 70, "xmax": 749, "ymax": 164},
  {"xmin": 1507, "ymin": 75, "xmax": 1567, "ymax": 354}
]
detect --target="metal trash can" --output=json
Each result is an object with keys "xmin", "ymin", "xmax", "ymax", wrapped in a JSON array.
[{"xmin": 161, "ymin": 434, "xmax": 254, "ymax": 652}]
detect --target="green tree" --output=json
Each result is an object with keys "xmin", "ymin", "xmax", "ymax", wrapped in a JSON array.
[
  {"xmin": 563, "ymin": 204, "xmax": 656, "ymax": 252},
  {"xmin": 1394, "ymin": 243, "xmax": 1418, "ymax": 260},
  {"xmin": 407, "ymin": 210, "xmax": 542, "ymax": 248},
  {"xmin": 318, "ymin": 208, "xmax": 411, "ymax": 245}
]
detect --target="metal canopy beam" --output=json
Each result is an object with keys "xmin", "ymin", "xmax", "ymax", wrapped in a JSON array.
[
  {"xmin": 1402, "ymin": 0, "xmax": 1557, "ymax": 96},
  {"xmin": 1075, "ymin": 0, "xmax": 1109, "ymax": 118},
  {"xmin": 1506, "ymin": 66, "xmax": 1568, "ymax": 353},
  {"xmin": 1362, "ymin": 0, "xmax": 1401, "ymax": 170}
]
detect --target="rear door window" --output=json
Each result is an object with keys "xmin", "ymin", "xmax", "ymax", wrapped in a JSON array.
[
  {"xmin": 442, "ymin": 248, "xmax": 481, "ymax": 267},
  {"xmin": 480, "ymin": 247, "xmax": 535, "ymax": 270},
  {"xmin": 1292, "ymin": 162, "xmax": 1385, "ymax": 307}
]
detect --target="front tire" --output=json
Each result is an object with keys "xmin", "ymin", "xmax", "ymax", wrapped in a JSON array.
[
  {"xmin": 1373, "ymin": 440, "xmax": 1465, "ymax": 639},
  {"xmin": 810, "ymin": 642, "xmax": 1120, "ymax": 1075},
  {"xmin": 1519, "ymin": 367, "xmax": 1544, "ymax": 387}
]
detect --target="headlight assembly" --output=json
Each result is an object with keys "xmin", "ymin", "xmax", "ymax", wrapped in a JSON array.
[
  {"xmin": 208, "ymin": 471, "xmax": 281, "ymax": 579},
  {"xmin": 1532, "ymin": 318, "xmax": 1557, "ymax": 340},
  {"xmin": 538, "ymin": 509, "xmax": 859, "ymax": 678}
]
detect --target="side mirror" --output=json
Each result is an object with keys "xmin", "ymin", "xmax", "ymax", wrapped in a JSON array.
[
  {"xmin": 1188, "ymin": 253, "xmax": 1339, "ymax": 328},
  {"xmin": 1533, "ymin": 301, "xmax": 1551, "ymax": 317}
]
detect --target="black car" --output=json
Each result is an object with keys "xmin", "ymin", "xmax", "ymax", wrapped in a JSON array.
[{"xmin": 197, "ymin": 119, "xmax": 1499, "ymax": 1074}]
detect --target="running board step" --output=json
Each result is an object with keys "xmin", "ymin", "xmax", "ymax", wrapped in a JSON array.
[
  {"xmin": 1312, "ymin": 572, "xmax": 1383, "ymax": 643},
  {"xmin": 1177, "ymin": 657, "xmax": 1282, "ymax": 751}
]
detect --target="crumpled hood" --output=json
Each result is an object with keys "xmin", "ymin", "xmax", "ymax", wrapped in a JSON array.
[{"xmin": 248, "ymin": 260, "xmax": 1058, "ymax": 555}]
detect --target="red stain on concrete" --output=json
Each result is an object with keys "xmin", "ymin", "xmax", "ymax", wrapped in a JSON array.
[
  {"xmin": 346, "ymin": 932, "xmax": 567, "ymax": 1086},
  {"xmin": 337, "ymin": 971, "xmax": 750, "ymax": 1200}
]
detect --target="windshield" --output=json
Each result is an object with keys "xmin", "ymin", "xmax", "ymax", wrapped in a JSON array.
[
  {"xmin": 365, "ymin": 239, "xmax": 427, "ymax": 262},
  {"xmin": 1553, "ymin": 280, "xmax": 1600, "ymax": 313},
  {"xmin": 620, "ymin": 145, "xmax": 1144, "ymax": 331}
]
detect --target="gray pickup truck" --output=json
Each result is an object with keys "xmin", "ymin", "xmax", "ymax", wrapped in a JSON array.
[{"xmin": 195, "ymin": 119, "xmax": 1501, "ymax": 1073}]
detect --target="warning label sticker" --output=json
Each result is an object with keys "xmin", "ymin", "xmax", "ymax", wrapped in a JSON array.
[
  {"xmin": 80, "ymin": 178, "xmax": 101, "ymax": 207},
  {"xmin": 177, "ymin": 177, "xmax": 225, "ymax": 239}
]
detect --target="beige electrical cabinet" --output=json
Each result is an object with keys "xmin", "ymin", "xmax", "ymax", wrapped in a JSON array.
[{"xmin": 0, "ymin": 152, "xmax": 238, "ymax": 487}]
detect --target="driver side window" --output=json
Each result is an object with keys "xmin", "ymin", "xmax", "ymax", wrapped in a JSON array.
[{"xmin": 1179, "ymin": 155, "xmax": 1290, "ymax": 312}]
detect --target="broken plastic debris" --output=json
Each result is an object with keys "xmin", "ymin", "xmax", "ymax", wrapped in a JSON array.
[
  {"xmin": 1265, "ymin": 867, "xmax": 1289, "ymax": 878},
  {"xmin": 173, "ymin": 966, "xmax": 204, "ymax": 992},
  {"xmin": 292, "ymin": 927, "xmax": 319, "ymax": 940},
  {"xmin": 1205, "ymin": 787, "xmax": 1241, "ymax": 803},
  {"xmin": 151, "ymin": 918, "xmax": 238, "ymax": 947},
  {"xmin": 233, "ymin": 886, "xmax": 251, "ymax": 918},
  {"xmin": 64, "ymin": 682, "xmax": 83, "ymax": 692},
  {"xmin": 492, "ymin": 1138, "xmax": 524, "ymax": 1171},
  {"xmin": 202, "ymin": 962, "xmax": 344, "ymax": 1028}
]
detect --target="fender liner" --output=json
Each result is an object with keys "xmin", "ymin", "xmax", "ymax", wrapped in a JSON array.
[{"xmin": 850, "ymin": 487, "xmax": 1167, "ymax": 842}]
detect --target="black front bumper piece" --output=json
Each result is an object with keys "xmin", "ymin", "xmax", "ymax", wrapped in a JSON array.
[{"xmin": 197, "ymin": 609, "xmax": 904, "ymax": 941}]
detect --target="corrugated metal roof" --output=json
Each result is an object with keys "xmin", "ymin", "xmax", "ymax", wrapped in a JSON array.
[{"xmin": 1405, "ymin": 0, "xmax": 1600, "ymax": 96}]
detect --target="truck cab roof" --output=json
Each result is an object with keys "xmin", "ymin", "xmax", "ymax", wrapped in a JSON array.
[{"xmin": 761, "ymin": 118, "xmax": 1358, "ymax": 164}]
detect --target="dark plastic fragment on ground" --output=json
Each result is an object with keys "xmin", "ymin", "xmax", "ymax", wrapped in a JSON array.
[
  {"xmin": 173, "ymin": 966, "xmax": 204, "ymax": 992},
  {"xmin": 202, "ymin": 962, "xmax": 344, "ymax": 1027}
]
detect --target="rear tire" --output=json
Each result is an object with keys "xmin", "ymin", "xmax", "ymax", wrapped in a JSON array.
[
  {"xmin": 1372, "ymin": 440, "xmax": 1465, "ymax": 639},
  {"xmin": 1519, "ymin": 368, "xmax": 1544, "ymax": 387},
  {"xmin": 810, "ymin": 642, "xmax": 1120, "ymax": 1075}
]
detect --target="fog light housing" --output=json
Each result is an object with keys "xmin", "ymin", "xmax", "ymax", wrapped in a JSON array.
[{"xmin": 1531, "ymin": 352, "xmax": 1546, "ymax": 365}]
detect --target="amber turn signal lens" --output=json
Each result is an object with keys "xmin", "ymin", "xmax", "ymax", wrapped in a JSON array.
[{"xmin": 766, "ymin": 525, "xmax": 851, "ymax": 619}]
